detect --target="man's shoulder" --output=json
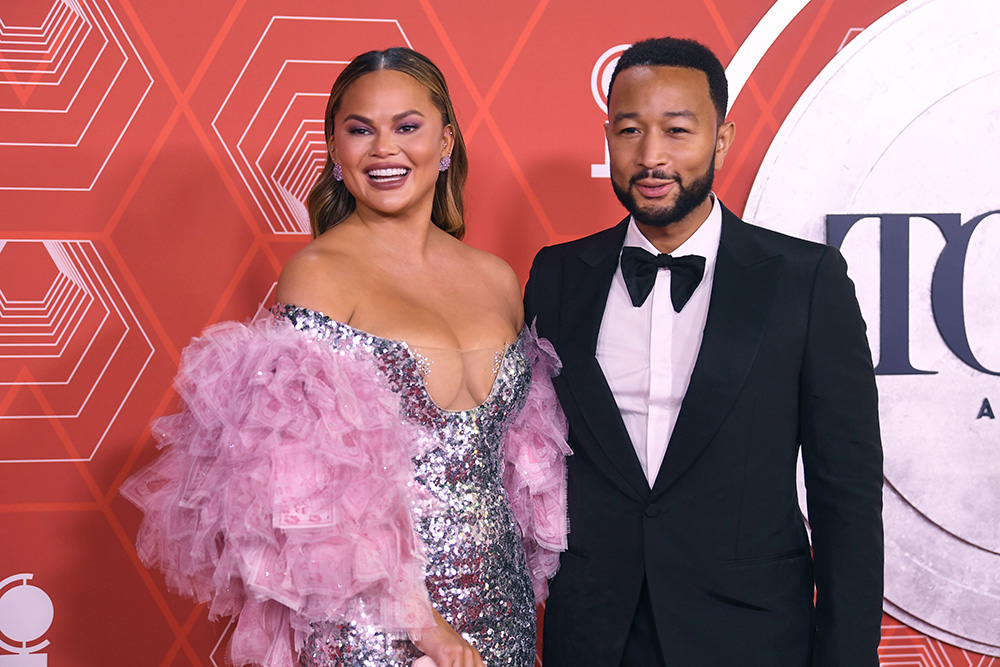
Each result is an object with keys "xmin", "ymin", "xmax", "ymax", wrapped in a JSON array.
[
  {"xmin": 724, "ymin": 209, "xmax": 832, "ymax": 265},
  {"xmin": 743, "ymin": 220, "xmax": 828, "ymax": 252}
]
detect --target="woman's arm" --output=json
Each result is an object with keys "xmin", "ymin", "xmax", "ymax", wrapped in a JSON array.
[{"xmin": 411, "ymin": 608, "xmax": 486, "ymax": 667}]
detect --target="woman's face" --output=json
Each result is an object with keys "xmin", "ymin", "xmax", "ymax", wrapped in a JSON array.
[{"xmin": 331, "ymin": 69, "xmax": 453, "ymax": 222}]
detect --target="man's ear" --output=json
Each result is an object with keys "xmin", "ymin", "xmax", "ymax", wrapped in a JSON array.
[{"xmin": 714, "ymin": 120, "xmax": 736, "ymax": 170}]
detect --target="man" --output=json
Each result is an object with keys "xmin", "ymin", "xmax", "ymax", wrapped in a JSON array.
[{"xmin": 525, "ymin": 37, "xmax": 883, "ymax": 666}]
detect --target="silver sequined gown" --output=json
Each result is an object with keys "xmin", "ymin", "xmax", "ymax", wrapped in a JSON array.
[{"xmin": 278, "ymin": 305, "xmax": 537, "ymax": 667}]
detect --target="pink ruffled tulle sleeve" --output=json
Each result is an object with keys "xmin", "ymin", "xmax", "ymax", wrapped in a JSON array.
[
  {"xmin": 502, "ymin": 322, "xmax": 571, "ymax": 603},
  {"xmin": 119, "ymin": 319, "xmax": 435, "ymax": 667}
]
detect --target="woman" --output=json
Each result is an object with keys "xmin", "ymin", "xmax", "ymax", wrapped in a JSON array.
[{"xmin": 121, "ymin": 48, "xmax": 569, "ymax": 667}]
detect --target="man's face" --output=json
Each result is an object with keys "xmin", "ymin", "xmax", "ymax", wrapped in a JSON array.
[{"xmin": 605, "ymin": 65, "xmax": 732, "ymax": 228}]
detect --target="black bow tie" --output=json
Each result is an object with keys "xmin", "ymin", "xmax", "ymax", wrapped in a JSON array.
[{"xmin": 620, "ymin": 246, "xmax": 706, "ymax": 312}]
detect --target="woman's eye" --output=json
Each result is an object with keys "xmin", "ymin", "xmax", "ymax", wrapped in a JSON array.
[
  {"xmin": 347, "ymin": 126, "xmax": 371, "ymax": 135},
  {"xmin": 398, "ymin": 123, "xmax": 420, "ymax": 133}
]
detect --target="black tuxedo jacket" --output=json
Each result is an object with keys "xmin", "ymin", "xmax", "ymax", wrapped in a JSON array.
[{"xmin": 525, "ymin": 206, "xmax": 883, "ymax": 667}]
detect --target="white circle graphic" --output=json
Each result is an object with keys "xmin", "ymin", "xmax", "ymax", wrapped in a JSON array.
[
  {"xmin": 746, "ymin": 0, "xmax": 1000, "ymax": 654},
  {"xmin": 591, "ymin": 44, "xmax": 630, "ymax": 113},
  {"xmin": 0, "ymin": 575, "xmax": 53, "ymax": 647}
]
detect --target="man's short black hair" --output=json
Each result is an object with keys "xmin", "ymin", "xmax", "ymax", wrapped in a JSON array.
[{"xmin": 607, "ymin": 37, "xmax": 729, "ymax": 124}]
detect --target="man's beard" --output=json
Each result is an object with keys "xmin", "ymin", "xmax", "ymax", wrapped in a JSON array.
[{"xmin": 611, "ymin": 158, "xmax": 715, "ymax": 227}]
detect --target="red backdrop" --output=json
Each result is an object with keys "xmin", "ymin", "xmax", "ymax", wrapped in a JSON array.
[{"xmin": 1, "ymin": 0, "xmax": 995, "ymax": 665}]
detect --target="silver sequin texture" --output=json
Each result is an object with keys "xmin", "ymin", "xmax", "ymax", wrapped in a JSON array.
[{"xmin": 276, "ymin": 305, "xmax": 537, "ymax": 667}]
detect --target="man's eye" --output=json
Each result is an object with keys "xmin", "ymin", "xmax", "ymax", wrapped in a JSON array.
[{"xmin": 620, "ymin": 127, "xmax": 639, "ymax": 135}]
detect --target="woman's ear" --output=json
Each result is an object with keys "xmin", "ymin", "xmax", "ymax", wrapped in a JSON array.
[{"xmin": 441, "ymin": 125, "xmax": 455, "ymax": 158}]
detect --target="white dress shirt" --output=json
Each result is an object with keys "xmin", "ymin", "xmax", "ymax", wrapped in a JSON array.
[{"xmin": 596, "ymin": 195, "xmax": 723, "ymax": 487}]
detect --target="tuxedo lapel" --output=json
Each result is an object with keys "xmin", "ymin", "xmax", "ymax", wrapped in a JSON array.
[
  {"xmin": 557, "ymin": 217, "xmax": 649, "ymax": 501},
  {"xmin": 650, "ymin": 208, "xmax": 784, "ymax": 498}
]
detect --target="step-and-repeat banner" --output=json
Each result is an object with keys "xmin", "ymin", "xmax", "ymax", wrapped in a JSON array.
[{"xmin": 1, "ymin": 0, "xmax": 997, "ymax": 664}]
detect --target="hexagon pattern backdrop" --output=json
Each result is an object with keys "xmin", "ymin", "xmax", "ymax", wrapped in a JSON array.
[{"xmin": 1, "ymin": 0, "xmax": 997, "ymax": 665}]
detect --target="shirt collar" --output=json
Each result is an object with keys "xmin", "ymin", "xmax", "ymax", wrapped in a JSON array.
[{"xmin": 623, "ymin": 193, "xmax": 723, "ymax": 266}]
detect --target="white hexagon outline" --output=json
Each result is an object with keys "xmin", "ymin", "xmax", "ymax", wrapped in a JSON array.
[
  {"xmin": 271, "ymin": 119, "xmax": 326, "ymax": 205},
  {"xmin": 0, "ymin": 241, "xmax": 143, "ymax": 404},
  {"xmin": 0, "ymin": 241, "xmax": 137, "ymax": 389},
  {"xmin": 0, "ymin": 0, "xmax": 154, "ymax": 192},
  {"xmin": 0, "ymin": 241, "xmax": 97, "ymax": 362},
  {"xmin": 211, "ymin": 16, "xmax": 412, "ymax": 234},
  {"xmin": 6, "ymin": 273, "xmax": 90, "ymax": 342},
  {"xmin": 0, "ymin": 1, "xmax": 89, "ymax": 79},
  {"xmin": 2, "ymin": 2, "xmax": 109, "ymax": 117},
  {"xmin": 257, "ymin": 90, "xmax": 328, "ymax": 232},
  {"xmin": 264, "ymin": 96, "xmax": 329, "ymax": 231},
  {"xmin": 878, "ymin": 628, "xmax": 957, "ymax": 667},
  {"xmin": 0, "ymin": 239, "xmax": 154, "ymax": 463},
  {"xmin": 0, "ymin": 275, "xmax": 94, "ymax": 358}
]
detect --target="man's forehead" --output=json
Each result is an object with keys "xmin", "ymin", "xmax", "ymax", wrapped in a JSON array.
[
  {"xmin": 609, "ymin": 65, "xmax": 712, "ymax": 110},
  {"xmin": 614, "ymin": 64, "xmax": 710, "ymax": 89}
]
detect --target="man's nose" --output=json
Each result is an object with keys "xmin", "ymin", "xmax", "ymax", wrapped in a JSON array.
[{"xmin": 637, "ymin": 134, "xmax": 670, "ymax": 170}]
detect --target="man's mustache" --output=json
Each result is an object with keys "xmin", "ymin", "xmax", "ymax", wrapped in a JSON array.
[{"xmin": 629, "ymin": 169, "xmax": 680, "ymax": 186}]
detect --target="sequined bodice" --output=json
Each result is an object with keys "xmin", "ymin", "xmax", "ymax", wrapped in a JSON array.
[{"xmin": 277, "ymin": 304, "xmax": 537, "ymax": 667}]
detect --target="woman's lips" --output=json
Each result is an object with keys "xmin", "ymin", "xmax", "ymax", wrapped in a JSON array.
[{"xmin": 365, "ymin": 166, "xmax": 410, "ymax": 189}]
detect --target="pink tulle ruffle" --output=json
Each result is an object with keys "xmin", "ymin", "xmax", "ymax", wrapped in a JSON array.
[
  {"xmin": 504, "ymin": 323, "xmax": 571, "ymax": 602},
  {"xmin": 120, "ymin": 319, "xmax": 434, "ymax": 667},
  {"xmin": 121, "ymin": 316, "xmax": 571, "ymax": 666}
]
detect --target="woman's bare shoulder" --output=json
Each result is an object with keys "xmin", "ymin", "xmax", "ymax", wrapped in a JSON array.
[
  {"xmin": 275, "ymin": 236, "xmax": 359, "ymax": 323},
  {"xmin": 459, "ymin": 245, "xmax": 524, "ymax": 329}
]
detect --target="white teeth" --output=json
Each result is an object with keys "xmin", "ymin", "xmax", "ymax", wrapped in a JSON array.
[{"xmin": 367, "ymin": 168, "xmax": 408, "ymax": 180}]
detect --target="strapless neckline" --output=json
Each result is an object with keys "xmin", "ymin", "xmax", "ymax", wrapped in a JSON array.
[{"xmin": 272, "ymin": 302, "xmax": 525, "ymax": 414}]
